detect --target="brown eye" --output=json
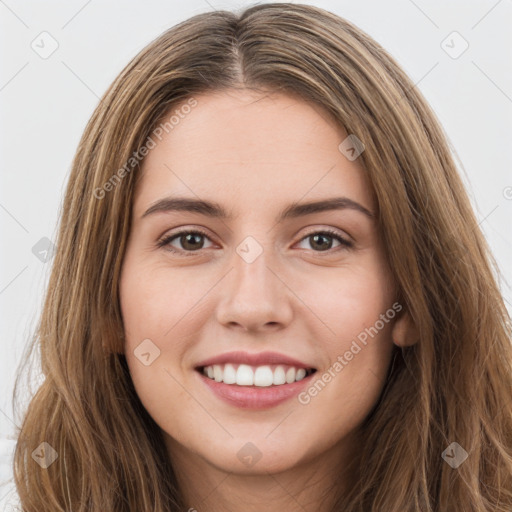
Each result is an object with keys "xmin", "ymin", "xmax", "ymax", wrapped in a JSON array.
[
  {"xmin": 176, "ymin": 233, "xmax": 206, "ymax": 251},
  {"xmin": 157, "ymin": 230, "xmax": 213, "ymax": 254},
  {"xmin": 309, "ymin": 233, "xmax": 334, "ymax": 251},
  {"xmin": 296, "ymin": 230, "xmax": 353, "ymax": 252}
]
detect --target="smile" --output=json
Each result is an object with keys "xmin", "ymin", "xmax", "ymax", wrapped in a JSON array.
[
  {"xmin": 194, "ymin": 351, "xmax": 318, "ymax": 409},
  {"xmin": 200, "ymin": 363, "xmax": 316, "ymax": 386}
]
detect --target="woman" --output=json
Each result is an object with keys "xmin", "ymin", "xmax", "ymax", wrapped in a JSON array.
[{"xmin": 12, "ymin": 3, "xmax": 512, "ymax": 511}]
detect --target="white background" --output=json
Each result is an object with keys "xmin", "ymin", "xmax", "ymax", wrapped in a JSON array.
[{"xmin": 1, "ymin": 0, "xmax": 511, "ymax": 508}]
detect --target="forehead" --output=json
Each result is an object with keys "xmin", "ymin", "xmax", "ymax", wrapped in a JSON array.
[{"xmin": 134, "ymin": 89, "xmax": 373, "ymax": 218}]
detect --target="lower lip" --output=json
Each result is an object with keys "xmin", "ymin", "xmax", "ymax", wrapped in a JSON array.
[{"xmin": 197, "ymin": 370, "xmax": 316, "ymax": 409}]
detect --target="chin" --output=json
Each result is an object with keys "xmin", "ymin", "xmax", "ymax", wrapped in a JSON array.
[{"xmin": 200, "ymin": 436, "xmax": 314, "ymax": 475}]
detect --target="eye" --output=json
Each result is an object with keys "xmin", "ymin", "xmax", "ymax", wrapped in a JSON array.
[
  {"xmin": 157, "ymin": 229, "xmax": 214, "ymax": 255},
  {"xmin": 296, "ymin": 229, "xmax": 353, "ymax": 253}
]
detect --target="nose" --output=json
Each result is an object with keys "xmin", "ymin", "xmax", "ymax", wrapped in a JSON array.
[{"xmin": 215, "ymin": 241, "xmax": 294, "ymax": 333}]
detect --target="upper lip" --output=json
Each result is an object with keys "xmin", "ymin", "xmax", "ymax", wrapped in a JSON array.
[{"xmin": 195, "ymin": 351, "xmax": 315, "ymax": 370}]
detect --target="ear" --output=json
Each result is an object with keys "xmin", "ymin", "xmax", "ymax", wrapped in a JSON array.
[{"xmin": 391, "ymin": 309, "xmax": 419, "ymax": 347}]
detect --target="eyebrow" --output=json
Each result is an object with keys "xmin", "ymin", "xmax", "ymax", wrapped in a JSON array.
[{"xmin": 141, "ymin": 196, "xmax": 374, "ymax": 222}]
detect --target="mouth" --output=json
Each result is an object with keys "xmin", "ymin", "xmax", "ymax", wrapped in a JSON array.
[
  {"xmin": 196, "ymin": 363, "xmax": 317, "ymax": 387},
  {"xmin": 193, "ymin": 351, "xmax": 318, "ymax": 408}
]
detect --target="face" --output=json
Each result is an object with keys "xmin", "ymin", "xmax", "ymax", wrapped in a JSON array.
[{"xmin": 119, "ymin": 89, "xmax": 405, "ymax": 478}]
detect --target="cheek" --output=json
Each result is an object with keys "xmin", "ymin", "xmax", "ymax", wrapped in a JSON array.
[
  {"xmin": 295, "ymin": 258, "xmax": 396, "ymax": 407},
  {"xmin": 119, "ymin": 259, "xmax": 198, "ymax": 433},
  {"xmin": 300, "ymin": 257, "xmax": 395, "ymax": 344},
  {"xmin": 119, "ymin": 256, "xmax": 197, "ymax": 345}
]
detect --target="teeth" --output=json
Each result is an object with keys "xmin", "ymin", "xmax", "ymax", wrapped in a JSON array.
[
  {"xmin": 223, "ymin": 363, "xmax": 237, "ymax": 384},
  {"xmin": 201, "ymin": 363, "xmax": 313, "ymax": 386},
  {"xmin": 236, "ymin": 364, "xmax": 254, "ymax": 385},
  {"xmin": 254, "ymin": 366, "xmax": 273, "ymax": 387},
  {"xmin": 285, "ymin": 367, "xmax": 296, "ymax": 384},
  {"xmin": 273, "ymin": 365, "xmax": 286, "ymax": 385},
  {"xmin": 213, "ymin": 365, "xmax": 223, "ymax": 382}
]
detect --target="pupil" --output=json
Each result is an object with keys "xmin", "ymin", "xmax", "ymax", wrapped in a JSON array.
[
  {"xmin": 312, "ymin": 234, "xmax": 331, "ymax": 251},
  {"xmin": 183, "ymin": 233, "xmax": 203, "ymax": 250}
]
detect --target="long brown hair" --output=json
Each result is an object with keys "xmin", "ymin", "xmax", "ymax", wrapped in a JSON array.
[{"xmin": 12, "ymin": 3, "xmax": 512, "ymax": 510}]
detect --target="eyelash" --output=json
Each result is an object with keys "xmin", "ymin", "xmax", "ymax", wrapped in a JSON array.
[{"xmin": 156, "ymin": 228, "xmax": 353, "ymax": 257}]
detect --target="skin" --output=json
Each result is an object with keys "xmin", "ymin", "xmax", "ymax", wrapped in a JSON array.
[{"xmin": 119, "ymin": 89, "xmax": 417, "ymax": 511}]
